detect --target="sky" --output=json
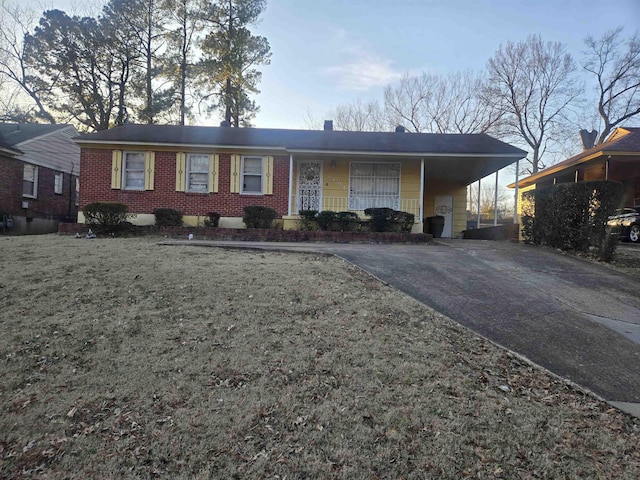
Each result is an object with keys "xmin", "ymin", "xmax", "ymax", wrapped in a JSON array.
[{"xmin": 37, "ymin": 0, "xmax": 640, "ymax": 130}]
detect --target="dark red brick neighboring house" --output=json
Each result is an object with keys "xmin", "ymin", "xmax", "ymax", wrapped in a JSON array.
[{"xmin": 0, "ymin": 123, "xmax": 80, "ymax": 235}]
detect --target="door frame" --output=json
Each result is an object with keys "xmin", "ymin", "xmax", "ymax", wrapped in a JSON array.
[{"xmin": 296, "ymin": 159, "xmax": 323, "ymax": 212}]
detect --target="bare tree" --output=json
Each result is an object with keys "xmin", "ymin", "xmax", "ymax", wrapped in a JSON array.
[
  {"xmin": 582, "ymin": 27, "xmax": 640, "ymax": 144},
  {"xmin": 383, "ymin": 71, "xmax": 501, "ymax": 134},
  {"xmin": 0, "ymin": 2, "xmax": 56, "ymax": 123},
  {"xmin": 485, "ymin": 35, "xmax": 581, "ymax": 174},
  {"xmin": 328, "ymin": 99, "xmax": 387, "ymax": 131}
]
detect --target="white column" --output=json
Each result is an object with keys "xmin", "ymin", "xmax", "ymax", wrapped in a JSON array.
[
  {"xmin": 513, "ymin": 159, "xmax": 519, "ymax": 224},
  {"xmin": 288, "ymin": 154, "xmax": 293, "ymax": 216},
  {"xmin": 476, "ymin": 178, "xmax": 481, "ymax": 228},
  {"xmin": 494, "ymin": 170, "xmax": 499, "ymax": 226},
  {"xmin": 419, "ymin": 158, "xmax": 425, "ymax": 224}
]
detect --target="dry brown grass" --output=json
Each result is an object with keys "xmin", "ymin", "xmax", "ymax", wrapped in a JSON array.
[{"xmin": 1, "ymin": 234, "xmax": 640, "ymax": 479}]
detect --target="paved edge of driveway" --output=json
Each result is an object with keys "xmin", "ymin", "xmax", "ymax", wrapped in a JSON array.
[{"xmin": 159, "ymin": 239, "xmax": 640, "ymax": 418}]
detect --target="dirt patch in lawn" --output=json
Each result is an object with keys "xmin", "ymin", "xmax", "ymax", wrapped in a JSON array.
[{"xmin": 1, "ymin": 235, "xmax": 639, "ymax": 479}]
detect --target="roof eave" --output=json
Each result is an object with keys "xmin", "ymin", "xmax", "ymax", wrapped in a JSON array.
[
  {"xmin": 75, "ymin": 139, "xmax": 526, "ymax": 159},
  {"xmin": 509, "ymin": 151, "xmax": 606, "ymax": 188}
]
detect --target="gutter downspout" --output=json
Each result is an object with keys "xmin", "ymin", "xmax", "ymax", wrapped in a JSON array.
[
  {"xmin": 288, "ymin": 154, "xmax": 293, "ymax": 216},
  {"xmin": 419, "ymin": 158, "xmax": 425, "ymax": 225}
]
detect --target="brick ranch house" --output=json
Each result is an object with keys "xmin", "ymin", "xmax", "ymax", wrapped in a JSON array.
[
  {"xmin": 74, "ymin": 123, "xmax": 526, "ymax": 237},
  {"xmin": 0, "ymin": 123, "xmax": 80, "ymax": 235}
]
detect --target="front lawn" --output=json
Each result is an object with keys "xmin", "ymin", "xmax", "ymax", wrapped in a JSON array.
[{"xmin": 1, "ymin": 235, "xmax": 639, "ymax": 478}]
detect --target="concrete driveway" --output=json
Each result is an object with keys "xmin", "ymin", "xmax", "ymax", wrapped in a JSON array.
[{"xmin": 167, "ymin": 239, "xmax": 640, "ymax": 411}]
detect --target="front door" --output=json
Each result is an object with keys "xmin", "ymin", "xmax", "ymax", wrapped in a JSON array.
[
  {"xmin": 435, "ymin": 195, "xmax": 454, "ymax": 238},
  {"xmin": 297, "ymin": 160, "xmax": 322, "ymax": 212}
]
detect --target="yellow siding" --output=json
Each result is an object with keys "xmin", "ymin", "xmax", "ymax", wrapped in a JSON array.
[
  {"xmin": 423, "ymin": 178, "xmax": 467, "ymax": 238},
  {"xmin": 517, "ymin": 184, "xmax": 536, "ymax": 218},
  {"xmin": 290, "ymin": 157, "xmax": 422, "ymax": 217}
]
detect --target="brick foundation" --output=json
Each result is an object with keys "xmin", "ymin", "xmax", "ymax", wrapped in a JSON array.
[{"xmin": 59, "ymin": 222, "xmax": 432, "ymax": 244}]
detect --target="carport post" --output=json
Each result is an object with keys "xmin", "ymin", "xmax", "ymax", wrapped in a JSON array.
[
  {"xmin": 476, "ymin": 178, "xmax": 481, "ymax": 228},
  {"xmin": 288, "ymin": 154, "xmax": 293, "ymax": 216},
  {"xmin": 419, "ymin": 158, "xmax": 424, "ymax": 225},
  {"xmin": 513, "ymin": 158, "xmax": 519, "ymax": 224},
  {"xmin": 494, "ymin": 170, "xmax": 499, "ymax": 226}
]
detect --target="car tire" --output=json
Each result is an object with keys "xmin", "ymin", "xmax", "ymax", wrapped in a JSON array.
[{"xmin": 630, "ymin": 224, "xmax": 640, "ymax": 243}]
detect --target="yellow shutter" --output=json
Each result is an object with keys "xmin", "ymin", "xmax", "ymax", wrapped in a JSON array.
[
  {"xmin": 209, "ymin": 154, "xmax": 219, "ymax": 193},
  {"xmin": 230, "ymin": 154, "xmax": 241, "ymax": 193},
  {"xmin": 144, "ymin": 152, "xmax": 155, "ymax": 190},
  {"xmin": 263, "ymin": 156, "xmax": 274, "ymax": 195},
  {"xmin": 111, "ymin": 150, "xmax": 122, "ymax": 189},
  {"xmin": 175, "ymin": 152, "xmax": 186, "ymax": 192}
]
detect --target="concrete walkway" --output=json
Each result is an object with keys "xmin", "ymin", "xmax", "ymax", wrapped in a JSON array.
[{"xmin": 163, "ymin": 239, "xmax": 640, "ymax": 413}]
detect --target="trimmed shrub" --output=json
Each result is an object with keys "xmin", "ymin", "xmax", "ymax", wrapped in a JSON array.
[
  {"xmin": 243, "ymin": 206, "xmax": 277, "ymax": 228},
  {"xmin": 204, "ymin": 212, "xmax": 221, "ymax": 228},
  {"xmin": 364, "ymin": 207, "xmax": 415, "ymax": 233},
  {"xmin": 83, "ymin": 202, "xmax": 131, "ymax": 234},
  {"xmin": 298, "ymin": 209, "xmax": 318, "ymax": 230},
  {"xmin": 336, "ymin": 211, "xmax": 359, "ymax": 231},
  {"xmin": 153, "ymin": 208, "xmax": 183, "ymax": 227},
  {"xmin": 316, "ymin": 210, "xmax": 337, "ymax": 231},
  {"xmin": 522, "ymin": 180, "xmax": 623, "ymax": 261}
]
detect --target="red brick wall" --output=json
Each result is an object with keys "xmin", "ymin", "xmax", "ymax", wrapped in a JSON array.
[
  {"xmin": 0, "ymin": 154, "xmax": 23, "ymax": 216},
  {"xmin": 0, "ymin": 154, "xmax": 77, "ymax": 219},
  {"xmin": 80, "ymin": 148, "xmax": 290, "ymax": 217}
]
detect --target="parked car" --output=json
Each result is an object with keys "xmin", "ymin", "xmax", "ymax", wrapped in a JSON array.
[{"xmin": 607, "ymin": 207, "xmax": 640, "ymax": 243}]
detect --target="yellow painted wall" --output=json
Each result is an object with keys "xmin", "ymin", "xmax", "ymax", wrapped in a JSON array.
[
  {"xmin": 291, "ymin": 156, "xmax": 422, "ymax": 218},
  {"xmin": 423, "ymin": 178, "xmax": 467, "ymax": 238}
]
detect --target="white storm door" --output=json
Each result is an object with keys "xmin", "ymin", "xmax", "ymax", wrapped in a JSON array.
[
  {"xmin": 435, "ymin": 195, "xmax": 454, "ymax": 238},
  {"xmin": 297, "ymin": 160, "xmax": 322, "ymax": 212}
]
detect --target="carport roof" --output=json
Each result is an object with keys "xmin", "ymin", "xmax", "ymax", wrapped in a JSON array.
[{"xmin": 76, "ymin": 124, "xmax": 527, "ymax": 184}]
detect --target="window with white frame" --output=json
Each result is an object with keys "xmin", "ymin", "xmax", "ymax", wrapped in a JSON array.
[
  {"xmin": 348, "ymin": 162, "xmax": 401, "ymax": 211},
  {"xmin": 54, "ymin": 173, "xmax": 63, "ymax": 194},
  {"xmin": 186, "ymin": 154, "xmax": 209, "ymax": 192},
  {"xmin": 23, "ymin": 164, "xmax": 38, "ymax": 198},
  {"xmin": 122, "ymin": 152, "xmax": 146, "ymax": 190},
  {"xmin": 241, "ymin": 156, "xmax": 263, "ymax": 194}
]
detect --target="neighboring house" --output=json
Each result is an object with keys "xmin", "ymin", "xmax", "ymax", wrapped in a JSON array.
[
  {"xmin": 0, "ymin": 123, "xmax": 80, "ymax": 235},
  {"xmin": 75, "ymin": 122, "xmax": 526, "ymax": 238},
  {"xmin": 510, "ymin": 127, "xmax": 640, "ymax": 214}
]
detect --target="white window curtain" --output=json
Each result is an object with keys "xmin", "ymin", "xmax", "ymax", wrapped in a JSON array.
[{"xmin": 187, "ymin": 154, "xmax": 210, "ymax": 192}]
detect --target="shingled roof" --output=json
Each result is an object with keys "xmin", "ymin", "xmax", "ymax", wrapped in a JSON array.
[
  {"xmin": 511, "ymin": 127, "xmax": 640, "ymax": 188},
  {"xmin": 75, "ymin": 124, "xmax": 526, "ymax": 157},
  {"xmin": 0, "ymin": 123, "xmax": 69, "ymax": 146}
]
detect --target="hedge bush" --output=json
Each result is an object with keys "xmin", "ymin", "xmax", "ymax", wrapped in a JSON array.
[
  {"xmin": 364, "ymin": 207, "xmax": 415, "ymax": 233},
  {"xmin": 153, "ymin": 208, "xmax": 183, "ymax": 227},
  {"xmin": 83, "ymin": 202, "xmax": 131, "ymax": 234},
  {"xmin": 243, "ymin": 206, "xmax": 277, "ymax": 228},
  {"xmin": 522, "ymin": 180, "xmax": 623, "ymax": 261},
  {"xmin": 204, "ymin": 212, "xmax": 221, "ymax": 228},
  {"xmin": 298, "ymin": 209, "xmax": 318, "ymax": 230}
]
